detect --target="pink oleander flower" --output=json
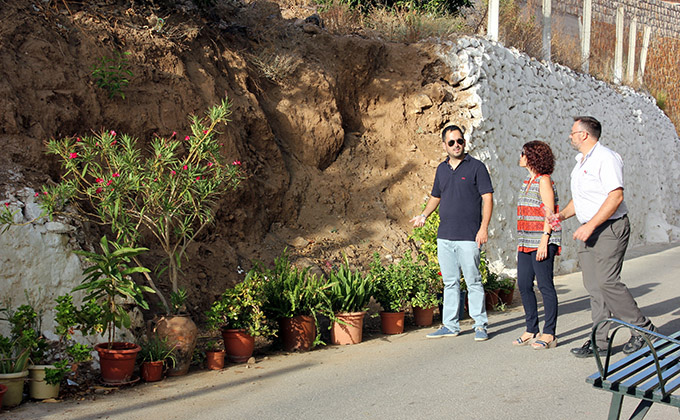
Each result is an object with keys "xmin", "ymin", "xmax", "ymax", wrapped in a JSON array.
[
  {"xmin": 112, "ymin": 173, "xmax": 120, "ymax": 178},
  {"xmin": 106, "ymin": 180, "xmax": 113, "ymax": 186},
  {"xmin": 182, "ymin": 165, "xmax": 188, "ymax": 170},
  {"xmin": 110, "ymin": 130, "xmax": 116, "ymax": 136},
  {"xmin": 111, "ymin": 140, "xmax": 117, "ymax": 145},
  {"xmin": 171, "ymin": 170, "xmax": 176, "ymax": 175},
  {"xmin": 96, "ymin": 187, "xmax": 103, "ymax": 194},
  {"xmin": 34, "ymin": 192, "xmax": 39, "ymax": 197},
  {"xmin": 154, "ymin": 178, "xmax": 158, "ymax": 182},
  {"xmin": 207, "ymin": 162, "xmax": 213, "ymax": 167},
  {"xmin": 76, "ymin": 137, "xmax": 81, "ymax": 142},
  {"xmin": 4, "ymin": 202, "xmax": 9, "ymax": 207},
  {"xmin": 184, "ymin": 136, "xmax": 190, "ymax": 141},
  {"xmin": 43, "ymin": 191, "xmax": 48, "ymax": 195},
  {"xmin": 202, "ymin": 130, "xmax": 208, "ymax": 134},
  {"xmin": 232, "ymin": 160, "xmax": 241, "ymax": 166},
  {"xmin": 96, "ymin": 178, "xmax": 104, "ymax": 184},
  {"xmin": 196, "ymin": 176, "xmax": 201, "ymax": 180},
  {"xmin": 171, "ymin": 131, "xmax": 177, "ymax": 137},
  {"xmin": 69, "ymin": 152, "xmax": 78, "ymax": 159}
]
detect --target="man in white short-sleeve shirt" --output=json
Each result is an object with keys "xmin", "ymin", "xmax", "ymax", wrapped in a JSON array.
[{"xmin": 552, "ymin": 116, "xmax": 655, "ymax": 358}]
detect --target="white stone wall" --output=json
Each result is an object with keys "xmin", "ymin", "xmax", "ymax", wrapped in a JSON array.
[{"xmin": 437, "ymin": 37, "xmax": 680, "ymax": 276}]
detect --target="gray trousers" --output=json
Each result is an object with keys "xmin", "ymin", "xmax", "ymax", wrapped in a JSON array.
[{"xmin": 577, "ymin": 215, "xmax": 652, "ymax": 347}]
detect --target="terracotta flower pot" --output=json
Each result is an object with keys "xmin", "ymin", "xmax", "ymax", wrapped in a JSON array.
[
  {"xmin": 485, "ymin": 289, "xmax": 501, "ymax": 311},
  {"xmin": 95, "ymin": 342, "xmax": 141, "ymax": 384},
  {"xmin": 0, "ymin": 370, "xmax": 27, "ymax": 408},
  {"xmin": 0, "ymin": 383, "xmax": 7, "ymax": 408},
  {"xmin": 221, "ymin": 328, "xmax": 255, "ymax": 363},
  {"xmin": 413, "ymin": 306, "xmax": 435, "ymax": 327},
  {"xmin": 499, "ymin": 288, "xmax": 514, "ymax": 305},
  {"xmin": 150, "ymin": 314, "xmax": 198, "ymax": 376},
  {"xmin": 380, "ymin": 311, "xmax": 405, "ymax": 334},
  {"xmin": 141, "ymin": 361, "xmax": 164, "ymax": 382},
  {"xmin": 28, "ymin": 365, "xmax": 60, "ymax": 400},
  {"xmin": 279, "ymin": 315, "xmax": 316, "ymax": 352},
  {"xmin": 206, "ymin": 350, "xmax": 226, "ymax": 370},
  {"xmin": 331, "ymin": 312, "xmax": 365, "ymax": 345}
]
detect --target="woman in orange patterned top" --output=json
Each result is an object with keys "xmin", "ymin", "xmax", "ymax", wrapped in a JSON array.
[{"xmin": 513, "ymin": 140, "xmax": 561, "ymax": 349}]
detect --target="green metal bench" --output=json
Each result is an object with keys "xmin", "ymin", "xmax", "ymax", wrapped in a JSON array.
[{"xmin": 585, "ymin": 318, "xmax": 680, "ymax": 420}]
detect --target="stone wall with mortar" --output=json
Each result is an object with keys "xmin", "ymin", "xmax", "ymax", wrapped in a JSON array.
[
  {"xmin": 436, "ymin": 36, "xmax": 680, "ymax": 277},
  {"xmin": 553, "ymin": 0, "xmax": 680, "ymax": 39}
]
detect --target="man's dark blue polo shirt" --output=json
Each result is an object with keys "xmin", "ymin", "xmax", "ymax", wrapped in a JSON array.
[{"xmin": 431, "ymin": 154, "xmax": 494, "ymax": 241}]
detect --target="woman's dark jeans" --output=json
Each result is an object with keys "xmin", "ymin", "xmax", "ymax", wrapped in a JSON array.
[{"xmin": 517, "ymin": 244, "xmax": 559, "ymax": 336}]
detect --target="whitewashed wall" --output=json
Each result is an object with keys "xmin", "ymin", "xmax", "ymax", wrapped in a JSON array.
[{"xmin": 437, "ymin": 36, "xmax": 680, "ymax": 276}]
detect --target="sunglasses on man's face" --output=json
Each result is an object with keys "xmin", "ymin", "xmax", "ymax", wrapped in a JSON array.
[{"xmin": 447, "ymin": 138, "xmax": 465, "ymax": 147}]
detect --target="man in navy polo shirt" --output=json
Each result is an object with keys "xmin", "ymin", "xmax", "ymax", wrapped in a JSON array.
[{"xmin": 411, "ymin": 125, "xmax": 494, "ymax": 341}]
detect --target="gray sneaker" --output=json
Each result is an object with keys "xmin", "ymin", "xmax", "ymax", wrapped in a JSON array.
[
  {"xmin": 474, "ymin": 327, "xmax": 489, "ymax": 341},
  {"xmin": 426, "ymin": 326, "xmax": 460, "ymax": 338}
]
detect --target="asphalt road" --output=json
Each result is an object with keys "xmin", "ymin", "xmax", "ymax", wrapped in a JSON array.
[{"xmin": 8, "ymin": 243, "xmax": 680, "ymax": 420}]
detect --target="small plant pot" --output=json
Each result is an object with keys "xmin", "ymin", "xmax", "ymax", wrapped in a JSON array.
[
  {"xmin": 95, "ymin": 342, "xmax": 141, "ymax": 384},
  {"xmin": 0, "ymin": 370, "xmax": 28, "ymax": 408},
  {"xmin": 485, "ymin": 289, "xmax": 501, "ymax": 311},
  {"xmin": 206, "ymin": 350, "xmax": 226, "ymax": 370},
  {"xmin": 28, "ymin": 365, "xmax": 60, "ymax": 400},
  {"xmin": 221, "ymin": 328, "xmax": 255, "ymax": 363},
  {"xmin": 331, "ymin": 312, "xmax": 365, "ymax": 345},
  {"xmin": 380, "ymin": 311, "xmax": 405, "ymax": 335},
  {"xmin": 279, "ymin": 315, "xmax": 316, "ymax": 352},
  {"xmin": 499, "ymin": 288, "xmax": 514, "ymax": 306},
  {"xmin": 413, "ymin": 306, "xmax": 435, "ymax": 327},
  {"xmin": 141, "ymin": 361, "xmax": 164, "ymax": 382}
]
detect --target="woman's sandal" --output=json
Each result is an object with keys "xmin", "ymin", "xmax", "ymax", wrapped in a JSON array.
[
  {"xmin": 532, "ymin": 337, "xmax": 557, "ymax": 350},
  {"xmin": 512, "ymin": 332, "xmax": 538, "ymax": 346}
]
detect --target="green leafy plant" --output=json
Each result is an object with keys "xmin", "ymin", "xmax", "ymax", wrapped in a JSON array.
[
  {"xmin": 91, "ymin": 51, "xmax": 133, "ymax": 99},
  {"xmin": 262, "ymin": 250, "xmax": 334, "ymax": 321},
  {"xmin": 370, "ymin": 251, "xmax": 417, "ymax": 312},
  {"xmin": 327, "ymin": 254, "xmax": 375, "ymax": 313},
  {"xmin": 139, "ymin": 335, "xmax": 177, "ymax": 366},
  {"xmin": 206, "ymin": 269, "xmax": 272, "ymax": 337},
  {"xmin": 73, "ymin": 236, "xmax": 154, "ymax": 347},
  {"xmin": 498, "ymin": 277, "xmax": 516, "ymax": 294},
  {"xmin": 0, "ymin": 301, "xmax": 47, "ymax": 373},
  {"xmin": 410, "ymin": 259, "xmax": 441, "ymax": 309},
  {"xmin": 479, "ymin": 251, "xmax": 501, "ymax": 291},
  {"xmin": 169, "ymin": 288, "xmax": 188, "ymax": 315},
  {"xmin": 42, "ymin": 98, "xmax": 243, "ymax": 312},
  {"xmin": 203, "ymin": 340, "xmax": 223, "ymax": 352}
]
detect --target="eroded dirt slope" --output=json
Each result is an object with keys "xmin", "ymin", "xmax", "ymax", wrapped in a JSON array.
[{"xmin": 0, "ymin": 0, "xmax": 475, "ymax": 318}]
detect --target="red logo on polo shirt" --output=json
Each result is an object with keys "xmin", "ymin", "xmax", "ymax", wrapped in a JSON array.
[{"xmin": 461, "ymin": 177, "xmax": 466, "ymax": 180}]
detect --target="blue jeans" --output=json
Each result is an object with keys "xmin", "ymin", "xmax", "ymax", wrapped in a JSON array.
[
  {"xmin": 437, "ymin": 239, "xmax": 488, "ymax": 332},
  {"xmin": 517, "ymin": 245, "xmax": 559, "ymax": 336}
]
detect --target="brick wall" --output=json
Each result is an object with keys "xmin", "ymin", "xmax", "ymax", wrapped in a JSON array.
[{"xmin": 553, "ymin": 0, "xmax": 680, "ymax": 39}]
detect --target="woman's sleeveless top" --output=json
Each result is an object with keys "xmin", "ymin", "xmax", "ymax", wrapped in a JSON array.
[{"xmin": 517, "ymin": 175, "xmax": 561, "ymax": 253}]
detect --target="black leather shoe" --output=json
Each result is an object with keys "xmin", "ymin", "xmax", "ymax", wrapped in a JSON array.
[
  {"xmin": 571, "ymin": 340, "xmax": 607, "ymax": 358},
  {"xmin": 622, "ymin": 325, "xmax": 657, "ymax": 354}
]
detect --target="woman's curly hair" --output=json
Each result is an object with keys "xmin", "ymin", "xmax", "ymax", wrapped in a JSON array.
[{"xmin": 523, "ymin": 140, "xmax": 555, "ymax": 175}]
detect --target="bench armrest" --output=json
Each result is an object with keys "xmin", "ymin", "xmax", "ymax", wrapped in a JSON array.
[{"xmin": 592, "ymin": 318, "xmax": 679, "ymax": 397}]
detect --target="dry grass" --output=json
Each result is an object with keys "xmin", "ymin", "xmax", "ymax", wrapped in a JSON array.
[
  {"xmin": 498, "ymin": 0, "xmax": 542, "ymax": 57},
  {"xmin": 319, "ymin": 0, "xmax": 364, "ymax": 35},
  {"xmin": 365, "ymin": 6, "xmax": 467, "ymax": 44},
  {"xmin": 246, "ymin": 48, "xmax": 300, "ymax": 83}
]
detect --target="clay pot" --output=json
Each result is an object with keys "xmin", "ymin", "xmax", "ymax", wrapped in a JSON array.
[
  {"xmin": 413, "ymin": 306, "xmax": 435, "ymax": 327},
  {"xmin": 95, "ymin": 342, "xmax": 141, "ymax": 384},
  {"xmin": 380, "ymin": 311, "xmax": 405, "ymax": 334},
  {"xmin": 141, "ymin": 361, "xmax": 163, "ymax": 382},
  {"xmin": 0, "ymin": 370, "xmax": 28, "ymax": 408},
  {"xmin": 205, "ymin": 350, "xmax": 226, "ymax": 370},
  {"xmin": 279, "ymin": 315, "xmax": 316, "ymax": 352},
  {"xmin": 151, "ymin": 314, "xmax": 198, "ymax": 376},
  {"xmin": 221, "ymin": 329, "xmax": 255, "ymax": 363},
  {"xmin": 0, "ymin": 383, "xmax": 7, "ymax": 408},
  {"xmin": 499, "ymin": 288, "xmax": 514, "ymax": 306},
  {"xmin": 331, "ymin": 312, "xmax": 365, "ymax": 345},
  {"xmin": 485, "ymin": 289, "xmax": 501, "ymax": 310},
  {"xmin": 28, "ymin": 365, "xmax": 60, "ymax": 400}
]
